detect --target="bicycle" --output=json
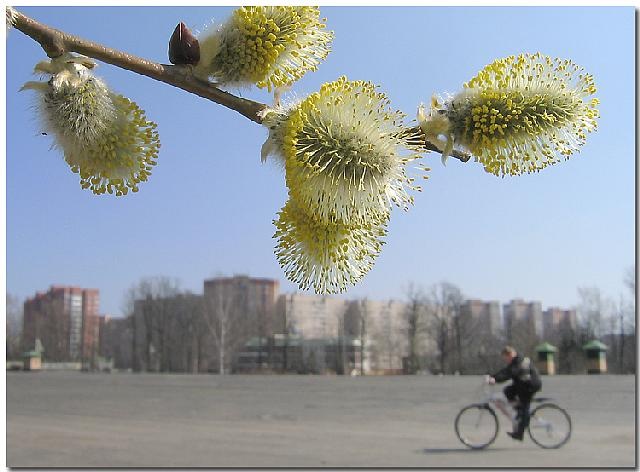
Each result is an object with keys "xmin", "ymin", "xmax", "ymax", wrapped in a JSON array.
[{"xmin": 454, "ymin": 379, "xmax": 572, "ymax": 450}]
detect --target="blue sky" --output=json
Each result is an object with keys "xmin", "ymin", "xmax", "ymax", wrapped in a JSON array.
[{"xmin": 6, "ymin": 6, "xmax": 635, "ymax": 316}]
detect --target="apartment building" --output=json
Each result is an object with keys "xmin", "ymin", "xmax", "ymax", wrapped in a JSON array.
[
  {"xmin": 543, "ymin": 307, "xmax": 578, "ymax": 339},
  {"xmin": 23, "ymin": 285, "xmax": 100, "ymax": 364},
  {"xmin": 347, "ymin": 299, "xmax": 410, "ymax": 374},
  {"xmin": 460, "ymin": 299, "xmax": 502, "ymax": 337},
  {"xmin": 204, "ymin": 275, "xmax": 280, "ymax": 338},
  {"xmin": 203, "ymin": 276, "xmax": 280, "ymax": 372},
  {"xmin": 273, "ymin": 295, "xmax": 411, "ymax": 374},
  {"xmin": 276, "ymin": 293, "xmax": 349, "ymax": 339},
  {"xmin": 503, "ymin": 299, "xmax": 543, "ymax": 340}
]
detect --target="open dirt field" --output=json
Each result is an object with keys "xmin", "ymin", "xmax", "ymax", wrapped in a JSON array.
[{"xmin": 6, "ymin": 372, "xmax": 636, "ymax": 468}]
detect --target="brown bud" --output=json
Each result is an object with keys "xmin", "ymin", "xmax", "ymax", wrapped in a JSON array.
[{"xmin": 168, "ymin": 22, "xmax": 200, "ymax": 65}]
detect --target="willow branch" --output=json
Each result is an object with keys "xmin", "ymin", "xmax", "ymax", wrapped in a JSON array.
[
  {"xmin": 408, "ymin": 127, "xmax": 471, "ymax": 162},
  {"xmin": 10, "ymin": 7, "xmax": 471, "ymax": 162},
  {"xmin": 10, "ymin": 8, "xmax": 266, "ymax": 123}
]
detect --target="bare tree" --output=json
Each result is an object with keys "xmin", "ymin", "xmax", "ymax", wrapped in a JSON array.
[
  {"xmin": 357, "ymin": 299, "xmax": 370, "ymax": 376},
  {"xmin": 170, "ymin": 293, "xmax": 205, "ymax": 373},
  {"xmin": 343, "ymin": 298, "xmax": 370, "ymax": 375},
  {"xmin": 425, "ymin": 282, "xmax": 463, "ymax": 374},
  {"xmin": 203, "ymin": 284, "xmax": 239, "ymax": 374},
  {"xmin": 620, "ymin": 265, "xmax": 636, "ymax": 373},
  {"xmin": 6, "ymin": 293, "xmax": 23, "ymax": 360},
  {"xmin": 624, "ymin": 265, "xmax": 635, "ymax": 296},
  {"xmin": 451, "ymin": 304, "xmax": 485, "ymax": 374},
  {"xmin": 577, "ymin": 286, "xmax": 613, "ymax": 339},
  {"xmin": 557, "ymin": 325, "xmax": 581, "ymax": 374},
  {"xmin": 508, "ymin": 317, "xmax": 541, "ymax": 361},
  {"xmin": 125, "ymin": 277, "xmax": 181, "ymax": 372},
  {"xmin": 602, "ymin": 293, "xmax": 635, "ymax": 375},
  {"xmin": 404, "ymin": 286, "xmax": 429, "ymax": 374}
]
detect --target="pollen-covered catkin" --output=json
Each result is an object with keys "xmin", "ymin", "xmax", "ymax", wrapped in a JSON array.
[
  {"xmin": 274, "ymin": 198, "xmax": 389, "ymax": 294},
  {"xmin": 21, "ymin": 54, "xmax": 160, "ymax": 196},
  {"xmin": 195, "ymin": 6, "xmax": 333, "ymax": 91},
  {"xmin": 262, "ymin": 76, "xmax": 425, "ymax": 225},
  {"xmin": 419, "ymin": 53, "xmax": 599, "ymax": 177}
]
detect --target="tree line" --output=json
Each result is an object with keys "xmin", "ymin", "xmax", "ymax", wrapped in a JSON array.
[{"xmin": 7, "ymin": 269, "xmax": 635, "ymax": 375}]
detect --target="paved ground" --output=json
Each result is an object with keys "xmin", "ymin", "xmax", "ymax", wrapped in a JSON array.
[{"xmin": 6, "ymin": 372, "xmax": 636, "ymax": 468}]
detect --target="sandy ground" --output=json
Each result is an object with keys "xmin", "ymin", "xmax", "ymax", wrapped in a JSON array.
[{"xmin": 6, "ymin": 372, "xmax": 636, "ymax": 468}]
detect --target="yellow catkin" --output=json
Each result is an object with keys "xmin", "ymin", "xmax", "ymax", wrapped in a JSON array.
[
  {"xmin": 264, "ymin": 77, "xmax": 424, "ymax": 225},
  {"xmin": 23, "ymin": 55, "xmax": 161, "ymax": 196},
  {"xmin": 273, "ymin": 198, "xmax": 388, "ymax": 294},
  {"xmin": 198, "ymin": 6, "xmax": 333, "ymax": 91},
  {"xmin": 420, "ymin": 53, "xmax": 599, "ymax": 177}
]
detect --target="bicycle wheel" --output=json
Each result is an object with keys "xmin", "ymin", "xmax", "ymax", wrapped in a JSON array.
[
  {"xmin": 528, "ymin": 403, "xmax": 572, "ymax": 449},
  {"xmin": 454, "ymin": 404, "xmax": 499, "ymax": 449}
]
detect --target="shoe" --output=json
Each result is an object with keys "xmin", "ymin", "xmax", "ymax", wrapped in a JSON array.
[{"xmin": 507, "ymin": 432, "xmax": 524, "ymax": 441}]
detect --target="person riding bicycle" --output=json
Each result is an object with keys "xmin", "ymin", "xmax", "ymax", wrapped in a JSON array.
[{"xmin": 487, "ymin": 345, "xmax": 542, "ymax": 441}]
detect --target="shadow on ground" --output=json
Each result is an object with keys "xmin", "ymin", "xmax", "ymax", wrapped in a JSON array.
[{"xmin": 421, "ymin": 447, "xmax": 505, "ymax": 454}]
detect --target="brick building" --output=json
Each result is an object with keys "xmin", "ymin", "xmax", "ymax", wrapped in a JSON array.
[
  {"xmin": 203, "ymin": 276, "xmax": 280, "ymax": 372},
  {"xmin": 23, "ymin": 285, "xmax": 100, "ymax": 365}
]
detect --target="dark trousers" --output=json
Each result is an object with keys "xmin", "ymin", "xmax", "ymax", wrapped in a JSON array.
[{"xmin": 504, "ymin": 384, "xmax": 535, "ymax": 435}]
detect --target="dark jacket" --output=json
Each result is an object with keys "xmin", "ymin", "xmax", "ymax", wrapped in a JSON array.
[{"xmin": 493, "ymin": 354, "xmax": 542, "ymax": 393}]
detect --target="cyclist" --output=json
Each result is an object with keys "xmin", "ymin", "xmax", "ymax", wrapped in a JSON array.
[{"xmin": 487, "ymin": 345, "xmax": 542, "ymax": 441}]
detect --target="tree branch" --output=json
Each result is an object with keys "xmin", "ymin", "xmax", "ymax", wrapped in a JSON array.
[
  {"xmin": 9, "ymin": 7, "xmax": 471, "ymax": 163},
  {"xmin": 407, "ymin": 126, "xmax": 471, "ymax": 163},
  {"xmin": 10, "ymin": 7, "xmax": 267, "ymax": 123}
]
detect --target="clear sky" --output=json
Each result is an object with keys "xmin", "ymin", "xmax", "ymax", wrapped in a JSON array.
[{"xmin": 6, "ymin": 6, "xmax": 635, "ymax": 316}]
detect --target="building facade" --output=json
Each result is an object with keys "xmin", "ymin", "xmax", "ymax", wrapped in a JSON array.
[
  {"xmin": 349, "ymin": 299, "xmax": 409, "ymax": 374},
  {"xmin": 460, "ymin": 299, "xmax": 502, "ymax": 337},
  {"xmin": 23, "ymin": 285, "xmax": 99, "ymax": 365},
  {"xmin": 543, "ymin": 307, "xmax": 578, "ymax": 339},
  {"xmin": 503, "ymin": 299, "xmax": 543, "ymax": 341},
  {"xmin": 276, "ymin": 293, "xmax": 349, "ymax": 339},
  {"xmin": 203, "ymin": 276, "xmax": 280, "ymax": 372}
]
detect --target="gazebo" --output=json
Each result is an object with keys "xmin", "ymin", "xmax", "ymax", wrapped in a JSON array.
[
  {"xmin": 22, "ymin": 350, "xmax": 42, "ymax": 371},
  {"xmin": 535, "ymin": 342, "xmax": 558, "ymax": 375},
  {"xmin": 583, "ymin": 340, "xmax": 608, "ymax": 374}
]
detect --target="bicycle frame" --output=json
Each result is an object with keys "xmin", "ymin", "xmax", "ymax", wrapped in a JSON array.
[
  {"xmin": 477, "ymin": 383, "xmax": 517, "ymax": 423},
  {"xmin": 455, "ymin": 380, "xmax": 572, "ymax": 450},
  {"xmin": 481, "ymin": 382, "xmax": 546, "ymax": 420}
]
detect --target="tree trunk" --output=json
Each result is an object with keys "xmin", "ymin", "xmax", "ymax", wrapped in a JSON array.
[{"xmin": 219, "ymin": 324, "xmax": 225, "ymax": 374}]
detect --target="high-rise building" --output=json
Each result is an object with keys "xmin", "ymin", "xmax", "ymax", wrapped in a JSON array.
[
  {"xmin": 203, "ymin": 275, "xmax": 280, "ymax": 371},
  {"xmin": 460, "ymin": 299, "xmax": 502, "ymax": 337},
  {"xmin": 23, "ymin": 285, "xmax": 99, "ymax": 364},
  {"xmin": 204, "ymin": 275, "xmax": 280, "ymax": 336},
  {"xmin": 543, "ymin": 307, "xmax": 577, "ymax": 339},
  {"xmin": 503, "ymin": 299, "xmax": 543, "ymax": 340}
]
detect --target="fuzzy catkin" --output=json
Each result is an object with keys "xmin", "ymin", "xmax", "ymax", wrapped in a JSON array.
[
  {"xmin": 195, "ymin": 6, "xmax": 333, "ymax": 91},
  {"xmin": 419, "ymin": 53, "xmax": 599, "ymax": 177},
  {"xmin": 22, "ymin": 55, "xmax": 161, "ymax": 196}
]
